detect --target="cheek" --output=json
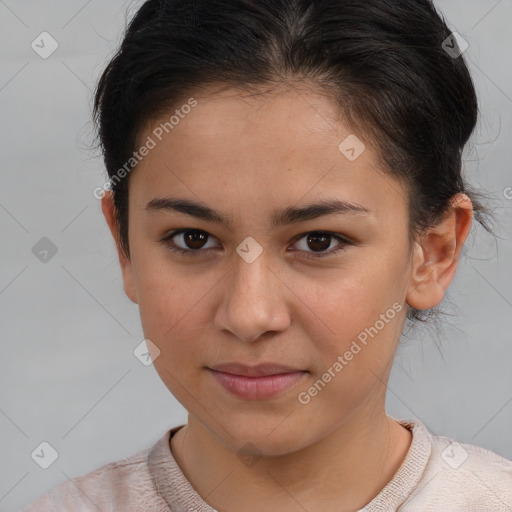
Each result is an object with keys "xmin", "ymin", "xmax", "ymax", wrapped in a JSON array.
[
  {"xmin": 297, "ymin": 283, "xmax": 404, "ymax": 419},
  {"xmin": 132, "ymin": 255, "xmax": 179, "ymax": 329},
  {"xmin": 136, "ymin": 267, "xmax": 206, "ymax": 398},
  {"xmin": 299, "ymin": 254, "xmax": 406, "ymax": 377},
  {"xmin": 133, "ymin": 255, "xmax": 218, "ymax": 369},
  {"xmin": 134, "ymin": 245, "xmax": 201, "ymax": 323},
  {"xmin": 308, "ymin": 263, "xmax": 399, "ymax": 335}
]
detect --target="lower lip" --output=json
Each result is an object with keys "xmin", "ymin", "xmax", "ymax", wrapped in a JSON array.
[{"xmin": 208, "ymin": 369, "xmax": 307, "ymax": 400}]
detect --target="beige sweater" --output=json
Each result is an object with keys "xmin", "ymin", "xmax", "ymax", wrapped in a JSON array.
[{"xmin": 22, "ymin": 418, "xmax": 512, "ymax": 511}]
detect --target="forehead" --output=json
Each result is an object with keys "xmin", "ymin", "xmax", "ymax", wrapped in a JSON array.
[
  {"xmin": 166, "ymin": 83, "xmax": 350, "ymax": 146},
  {"xmin": 139, "ymin": 83, "xmax": 361, "ymax": 159},
  {"xmin": 131, "ymin": 84, "xmax": 408, "ymax": 223}
]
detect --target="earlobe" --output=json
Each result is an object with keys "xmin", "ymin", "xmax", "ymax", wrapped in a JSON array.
[
  {"xmin": 101, "ymin": 191, "xmax": 139, "ymax": 304},
  {"xmin": 406, "ymin": 193, "xmax": 473, "ymax": 310}
]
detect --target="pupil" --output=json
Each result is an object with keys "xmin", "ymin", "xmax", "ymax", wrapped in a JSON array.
[
  {"xmin": 185, "ymin": 230, "xmax": 207, "ymax": 249},
  {"xmin": 308, "ymin": 233, "xmax": 330, "ymax": 252}
]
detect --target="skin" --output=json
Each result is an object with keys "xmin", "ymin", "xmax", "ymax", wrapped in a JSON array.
[{"xmin": 102, "ymin": 84, "xmax": 473, "ymax": 512}]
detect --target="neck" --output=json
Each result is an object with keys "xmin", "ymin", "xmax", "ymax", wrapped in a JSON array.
[{"xmin": 170, "ymin": 409, "xmax": 412, "ymax": 512}]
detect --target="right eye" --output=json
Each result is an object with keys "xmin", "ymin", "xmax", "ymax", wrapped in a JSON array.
[{"xmin": 159, "ymin": 229, "xmax": 221, "ymax": 256}]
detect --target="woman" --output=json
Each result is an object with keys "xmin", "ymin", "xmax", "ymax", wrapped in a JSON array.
[{"xmin": 23, "ymin": 0, "xmax": 512, "ymax": 510}]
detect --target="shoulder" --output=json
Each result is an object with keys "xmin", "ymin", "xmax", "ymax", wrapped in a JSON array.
[
  {"xmin": 21, "ymin": 435, "xmax": 172, "ymax": 512},
  {"xmin": 403, "ymin": 424, "xmax": 512, "ymax": 511}
]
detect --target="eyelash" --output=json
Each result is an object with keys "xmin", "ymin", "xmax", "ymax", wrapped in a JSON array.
[{"xmin": 159, "ymin": 229, "xmax": 351, "ymax": 260}]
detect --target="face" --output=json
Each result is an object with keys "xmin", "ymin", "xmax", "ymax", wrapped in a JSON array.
[{"xmin": 108, "ymin": 85, "xmax": 419, "ymax": 455}]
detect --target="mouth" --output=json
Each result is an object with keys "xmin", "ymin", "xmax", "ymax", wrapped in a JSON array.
[{"xmin": 206, "ymin": 362, "xmax": 308, "ymax": 400}]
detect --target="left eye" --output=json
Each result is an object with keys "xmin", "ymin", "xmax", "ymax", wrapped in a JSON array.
[
  {"xmin": 292, "ymin": 231, "xmax": 350, "ymax": 259},
  {"xmin": 160, "ymin": 229, "xmax": 351, "ymax": 259}
]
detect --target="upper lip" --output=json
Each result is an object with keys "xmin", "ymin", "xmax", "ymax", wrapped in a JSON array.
[{"xmin": 208, "ymin": 363, "xmax": 306, "ymax": 377}]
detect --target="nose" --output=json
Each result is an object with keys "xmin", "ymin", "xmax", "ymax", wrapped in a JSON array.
[{"xmin": 214, "ymin": 254, "xmax": 291, "ymax": 344}]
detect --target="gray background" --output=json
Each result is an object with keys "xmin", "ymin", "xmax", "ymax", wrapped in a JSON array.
[{"xmin": 1, "ymin": 1, "xmax": 511, "ymax": 510}]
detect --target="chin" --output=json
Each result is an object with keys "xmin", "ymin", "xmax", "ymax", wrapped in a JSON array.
[{"xmin": 208, "ymin": 413, "xmax": 316, "ymax": 457}]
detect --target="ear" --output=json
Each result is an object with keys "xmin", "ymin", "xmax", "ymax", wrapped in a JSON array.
[
  {"xmin": 101, "ymin": 190, "xmax": 138, "ymax": 304},
  {"xmin": 406, "ymin": 193, "xmax": 473, "ymax": 310}
]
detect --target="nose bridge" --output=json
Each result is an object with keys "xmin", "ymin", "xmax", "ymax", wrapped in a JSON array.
[
  {"xmin": 231, "ymin": 233, "xmax": 274, "ymax": 296},
  {"xmin": 229, "ymin": 249, "xmax": 274, "ymax": 310}
]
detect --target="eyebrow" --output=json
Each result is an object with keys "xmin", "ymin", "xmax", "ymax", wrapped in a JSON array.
[{"xmin": 145, "ymin": 196, "xmax": 370, "ymax": 230}]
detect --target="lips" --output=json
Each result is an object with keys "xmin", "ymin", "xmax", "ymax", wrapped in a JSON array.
[
  {"xmin": 206, "ymin": 362, "xmax": 308, "ymax": 400},
  {"xmin": 208, "ymin": 362, "xmax": 305, "ymax": 377}
]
